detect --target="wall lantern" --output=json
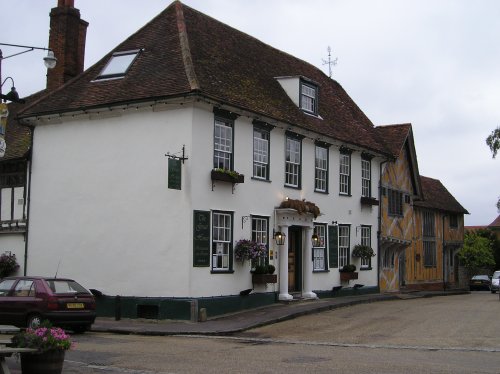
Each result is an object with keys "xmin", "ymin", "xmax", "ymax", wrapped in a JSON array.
[
  {"xmin": 274, "ymin": 230, "xmax": 286, "ymax": 246},
  {"xmin": 311, "ymin": 231, "xmax": 320, "ymax": 247}
]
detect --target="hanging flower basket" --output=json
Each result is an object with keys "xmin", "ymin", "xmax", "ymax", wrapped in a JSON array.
[
  {"xmin": 351, "ymin": 245, "xmax": 376, "ymax": 259},
  {"xmin": 234, "ymin": 239, "xmax": 267, "ymax": 262}
]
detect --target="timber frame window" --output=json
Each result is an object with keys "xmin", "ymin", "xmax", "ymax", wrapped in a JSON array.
[
  {"xmin": 388, "ymin": 189, "xmax": 403, "ymax": 216},
  {"xmin": 285, "ymin": 133, "xmax": 303, "ymax": 188},
  {"xmin": 300, "ymin": 80, "xmax": 318, "ymax": 115},
  {"xmin": 423, "ymin": 210, "xmax": 436, "ymax": 267},
  {"xmin": 338, "ymin": 224, "xmax": 350, "ymax": 268},
  {"xmin": 339, "ymin": 150, "xmax": 351, "ymax": 195},
  {"xmin": 361, "ymin": 156, "xmax": 371, "ymax": 197},
  {"xmin": 314, "ymin": 143, "xmax": 329, "ymax": 193},
  {"xmin": 313, "ymin": 223, "xmax": 327, "ymax": 271},
  {"xmin": 360, "ymin": 225, "xmax": 372, "ymax": 269},
  {"xmin": 212, "ymin": 211, "xmax": 233, "ymax": 272},
  {"xmin": 449, "ymin": 214, "xmax": 458, "ymax": 229},
  {"xmin": 253, "ymin": 122, "xmax": 272, "ymax": 180}
]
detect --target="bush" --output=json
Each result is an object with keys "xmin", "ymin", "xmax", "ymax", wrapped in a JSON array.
[
  {"xmin": 340, "ymin": 264, "xmax": 356, "ymax": 273},
  {"xmin": 0, "ymin": 252, "xmax": 19, "ymax": 278}
]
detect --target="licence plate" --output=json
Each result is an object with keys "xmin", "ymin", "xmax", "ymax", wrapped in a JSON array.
[{"xmin": 67, "ymin": 303, "xmax": 84, "ymax": 309}]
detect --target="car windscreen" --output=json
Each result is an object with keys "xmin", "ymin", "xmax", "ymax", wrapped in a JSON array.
[
  {"xmin": 493, "ymin": 272, "xmax": 500, "ymax": 279},
  {"xmin": 46, "ymin": 280, "xmax": 90, "ymax": 294}
]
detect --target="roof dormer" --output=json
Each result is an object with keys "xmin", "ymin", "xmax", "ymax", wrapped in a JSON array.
[{"xmin": 276, "ymin": 76, "xmax": 319, "ymax": 116}]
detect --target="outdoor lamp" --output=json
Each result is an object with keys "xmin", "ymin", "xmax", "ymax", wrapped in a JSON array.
[
  {"xmin": 311, "ymin": 232, "xmax": 320, "ymax": 247},
  {"xmin": 274, "ymin": 231, "xmax": 286, "ymax": 246},
  {"xmin": 43, "ymin": 50, "xmax": 57, "ymax": 69},
  {"xmin": 0, "ymin": 77, "xmax": 23, "ymax": 103}
]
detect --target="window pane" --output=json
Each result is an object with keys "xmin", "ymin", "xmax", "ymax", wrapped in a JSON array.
[
  {"xmin": 285, "ymin": 138, "xmax": 301, "ymax": 187},
  {"xmin": 212, "ymin": 212, "xmax": 232, "ymax": 271},
  {"xmin": 315, "ymin": 146, "xmax": 328, "ymax": 192},
  {"xmin": 339, "ymin": 153, "xmax": 350, "ymax": 194},
  {"xmin": 214, "ymin": 119, "xmax": 233, "ymax": 170}
]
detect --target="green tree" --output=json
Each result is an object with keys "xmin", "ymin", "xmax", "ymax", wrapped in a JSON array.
[
  {"xmin": 475, "ymin": 228, "xmax": 500, "ymax": 270},
  {"xmin": 486, "ymin": 126, "xmax": 500, "ymax": 159},
  {"xmin": 458, "ymin": 231, "xmax": 495, "ymax": 277}
]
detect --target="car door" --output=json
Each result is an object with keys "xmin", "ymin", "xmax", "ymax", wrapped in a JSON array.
[
  {"xmin": 0, "ymin": 279, "xmax": 18, "ymax": 324},
  {"xmin": 9, "ymin": 279, "xmax": 40, "ymax": 326}
]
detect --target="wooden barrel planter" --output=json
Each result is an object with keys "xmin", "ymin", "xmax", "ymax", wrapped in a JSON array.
[{"xmin": 340, "ymin": 272, "xmax": 358, "ymax": 281}]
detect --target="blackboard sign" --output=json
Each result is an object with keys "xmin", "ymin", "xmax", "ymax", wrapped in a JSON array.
[
  {"xmin": 193, "ymin": 210, "xmax": 210, "ymax": 267},
  {"xmin": 168, "ymin": 158, "xmax": 182, "ymax": 190},
  {"xmin": 328, "ymin": 225, "xmax": 338, "ymax": 268}
]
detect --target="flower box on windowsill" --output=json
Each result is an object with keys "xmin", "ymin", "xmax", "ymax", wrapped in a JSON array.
[
  {"xmin": 211, "ymin": 169, "xmax": 245, "ymax": 184},
  {"xmin": 360, "ymin": 197, "xmax": 379, "ymax": 206},
  {"xmin": 252, "ymin": 274, "xmax": 277, "ymax": 284},
  {"xmin": 339, "ymin": 272, "xmax": 359, "ymax": 281}
]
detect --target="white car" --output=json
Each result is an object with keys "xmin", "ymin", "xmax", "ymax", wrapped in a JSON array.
[{"xmin": 491, "ymin": 271, "xmax": 500, "ymax": 293}]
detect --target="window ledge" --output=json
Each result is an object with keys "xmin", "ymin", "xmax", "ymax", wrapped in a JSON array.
[
  {"xmin": 360, "ymin": 267, "xmax": 373, "ymax": 271},
  {"xmin": 314, "ymin": 190, "xmax": 329, "ymax": 195},
  {"xmin": 360, "ymin": 197, "xmax": 379, "ymax": 206},
  {"xmin": 251, "ymin": 177, "xmax": 271, "ymax": 183},
  {"xmin": 313, "ymin": 270, "xmax": 330, "ymax": 273},
  {"xmin": 339, "ymin": 193, "xmax": 352, "ymax": 197},
  {"xmin": 210, "ymin": 270, "xmax": 235, "ymax": 274}
]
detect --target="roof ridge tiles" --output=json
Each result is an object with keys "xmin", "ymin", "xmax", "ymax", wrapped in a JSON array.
[{"xmin": 175, "ymin": 1, "xmax": 199, "ymax": 91}]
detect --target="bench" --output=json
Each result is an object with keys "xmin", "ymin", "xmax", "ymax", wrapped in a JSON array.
[{"xmin": 0, "ymin": 347, "xmax": 38, "ymax": 374}]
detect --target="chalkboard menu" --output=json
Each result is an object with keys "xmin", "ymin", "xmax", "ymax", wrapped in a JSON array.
[
  {"xmin": 168, "ymin": 158, "xmax": 181, "ymax": 190},
  {"xmin": 193, "ymin": 210, "xmax": 210, "ymax": 267}
]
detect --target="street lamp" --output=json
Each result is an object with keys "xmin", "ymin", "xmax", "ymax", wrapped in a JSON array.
[{"xmin": 0, "ymin": 43, "xmax": 57, "ymax": 102}]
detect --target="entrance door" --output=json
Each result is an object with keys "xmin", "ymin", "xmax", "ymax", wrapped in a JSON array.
[
  {"xmin": 398, "ymin": 251, "xmax": 406, "ymax": 288},
  {"xmin": 288, "ymin": 227, "xmax": 302, "ymax": 292}
]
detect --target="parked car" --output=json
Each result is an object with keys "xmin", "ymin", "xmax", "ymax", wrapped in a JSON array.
[
  {"xmin": 0, "ymin": 276, "xmax": 96, "ymax": 333},
  {"xmin": 469, "ymin": 274, "xmax": 491, "ymax": 291},
  {"xmin": 491, "ymin": 271, "xmax": 500, "ymax": 293}
]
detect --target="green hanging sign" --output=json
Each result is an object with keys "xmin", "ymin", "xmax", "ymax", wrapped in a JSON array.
[{"xmin": 168, "ymin": 158, "xmax": 182, "ymax": 190}]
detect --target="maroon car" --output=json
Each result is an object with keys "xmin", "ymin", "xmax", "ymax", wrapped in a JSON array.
[{"xmin": 0, "ymin": 276, "xmax": 96, "ymax": 333}]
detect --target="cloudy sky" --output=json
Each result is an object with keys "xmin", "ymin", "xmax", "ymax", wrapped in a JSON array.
[{"xmin": 2, "ymin": 0, "xmax": 499, "ymax": 225}]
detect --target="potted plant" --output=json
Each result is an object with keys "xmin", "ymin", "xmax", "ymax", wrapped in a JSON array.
[
  {"xmin": 351, "ymin": 244, "xmax": 376, "ymax": 260},
  {"xmin": 12, "ymin": 321, "xmax": 72, "ymax": 374},
  {"xmin": 339, "ymin": 264, "xmax": 358, "ymax": 281},
  {"xmin": 278, "ymin": 198, "xmax": 320, "ymax": 218},
  {"xmin": 211, "ymin": 168, "xmax": 245, "ymax": 184},
  {"xmin": 251, "ymin": 264, "xmax": 277, "ymax": 284},
  {"xmin": 0, "ymin": 251, "xmax": 19, "ymax": 278}
]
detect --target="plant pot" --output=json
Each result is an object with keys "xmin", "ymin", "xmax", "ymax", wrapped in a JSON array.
[
  {"xmin": 360, "ymin": 196, "xmax": 379, "ymax": 206},
  {"xmin": 21, "ymin": 350, "xmax": 65, "ymax": 374},
  {"xmin": 340, "ymin": 272, "xmax": 359, "ymax": 281},
  {"xmin": 252, "ymin": 274, "xmax": 277, "ymax": 284},
  {"xmin": 211, "ymin": 169, "xmax": 244, "ymax": 184}
]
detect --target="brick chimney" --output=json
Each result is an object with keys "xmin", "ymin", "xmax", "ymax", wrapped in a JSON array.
[{"xmin": 46, "ymin": 0, "xmax": 88, "ymax": 91}]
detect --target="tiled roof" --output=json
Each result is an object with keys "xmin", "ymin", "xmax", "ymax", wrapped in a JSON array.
[
  {"xmin": 414, "ymin": 176, "xmax": 469, "ymax": 214},
  {"xmin": 18, "ymin": 1, "xmax": 389, "ymax": 155},
  {"xmin": 489, "ymin": 215, "xmax": 500, "ymax": 228},
  {"xmin": 2, "ymin": 91, "xmax": 47, "ymax": 161},
  {"xmin": 374, "ymin": 124, "xmax": 411, "ymax": 159}
]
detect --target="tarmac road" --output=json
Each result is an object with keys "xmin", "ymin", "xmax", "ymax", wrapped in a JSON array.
[{"xmin": 6, "ymin": 292, "xmax": 500, "ymax": 373}]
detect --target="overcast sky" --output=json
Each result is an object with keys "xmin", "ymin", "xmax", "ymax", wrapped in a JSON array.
[{"xmin": 2, "ymin": 1, "xmax": 499, "ymax": 225}]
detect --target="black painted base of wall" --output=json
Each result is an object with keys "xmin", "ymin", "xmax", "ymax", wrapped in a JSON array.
[{"xmin": 95, "ymin": 286, "xmax": 378, "ymax": 321}]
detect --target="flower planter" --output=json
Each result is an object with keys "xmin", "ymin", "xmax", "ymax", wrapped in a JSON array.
[
  {"xmin": 339, "ymin": 272, "xmax": 358, "ymax": 281},
  {"xmin": 252, "ymin": 274, "xmax": 277, "ymax": 284},
  {"xmin": 21, "ymin": 350, "xmax": 65, "ymax": 374},
  {"xmin": 211, "ymin": 170, "xmax": 244, "ymax": 184},
  {"xmin": 360, "ymin": 197, "xmax": 379, "ymax": 206}
]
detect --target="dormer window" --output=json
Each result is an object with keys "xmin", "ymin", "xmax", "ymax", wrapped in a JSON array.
[
  {"xmin": 300, "ymin": 81, "xmax": 318, "ymax": 115},
  {"xmin": 96, "ymin": 49, "xmax": 141, "ymax": 80}
]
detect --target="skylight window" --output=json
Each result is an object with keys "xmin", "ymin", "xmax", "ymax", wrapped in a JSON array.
[{"xmin": 97, "ymin": 49, "xmax": 141, "ymax": 80}]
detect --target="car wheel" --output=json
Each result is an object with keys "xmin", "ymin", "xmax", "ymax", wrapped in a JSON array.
[{"xmin": 26, "ymin": 314, "xmax": 43, "ymax": 329}]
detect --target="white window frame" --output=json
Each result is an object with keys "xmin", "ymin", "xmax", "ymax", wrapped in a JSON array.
[
  {"xmin": 97, "ymin": 49, "xmax": 141, "ymax": 80},
  {"xmin": 285, "ymin": 136, "xmax": 301, "ymax": 188},
  {"xmin": 252, "ymin": 216, "xmax": 269, "ymax": 266},
  {"xmin": 315, "ymin": 146, "xmax": 328, "ymax": 192},
  {"xmin": 313, "ymin": 224, "xmax": 327, "ymax": 271},
  {"xmin": 338, "ymin": 225, "xmax": 350, "ymax": 268},
  {"xmin": 253, "ymin": 128, "xmax": 270, "ymax": 180},
  {"xmin": 360, "ymin": 225, "xmax": 371, "ymax": 269},
  {"xmin": 214, "ymin": 117, "xmax": 233, "ymax": 170},
  {"xmin": 300, "ymin": 82, "xmax": 318, "ymax": 114},
  {"xmin": 361, "ymin": 158, "xmax": 371, "ymax": 197},
  {"xmin": 339, "ymin": 153, "xmax": 350, "ymax": 195},
  {"xmin": 212, "ymin": 212, "xmax": 232, "ymax": 271}
]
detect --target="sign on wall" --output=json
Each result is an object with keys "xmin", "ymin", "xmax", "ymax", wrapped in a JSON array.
[
  {"xmin": 193, "ymin": 210, "xmax": 210, "ymax": 267},
  {"xmin": 168, "ymin": 158, "xmax": 181, "ymax": 190}
]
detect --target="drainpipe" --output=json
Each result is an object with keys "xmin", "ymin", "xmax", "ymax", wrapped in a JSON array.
[
  {"xmin": 442, "ymin": 213, "xmax": 446, "ymax": 291},
  {"xmin": 23, "ymin": 125, "xmax": 35, "ymax": 275},
  {"xmin": 377, "ymin": 160, "xmax": 387, "ymax": 292}
]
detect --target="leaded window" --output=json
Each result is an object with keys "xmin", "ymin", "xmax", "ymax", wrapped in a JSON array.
[
  {"xmin": 388, "ymin": 189, "xmax": 403, "ymax": 216},
  {"xmin": 423, "ymin": 211, "xmax": 436, "ymax": 267}
]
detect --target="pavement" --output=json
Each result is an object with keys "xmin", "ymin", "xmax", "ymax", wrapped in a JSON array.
[{"xmin": 91, "ymin": 289, "xmax": 469, "ymax": 336}]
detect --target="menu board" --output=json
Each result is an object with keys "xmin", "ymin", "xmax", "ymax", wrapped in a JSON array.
[{"xmin": 193, "ymin": 210, "xmax": 210, "ymax": 267}]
